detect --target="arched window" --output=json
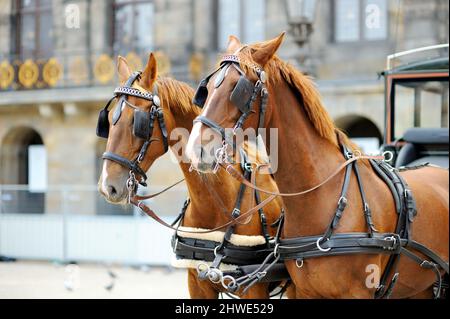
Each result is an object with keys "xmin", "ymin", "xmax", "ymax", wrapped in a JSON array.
[
  {"xmin": 11, "ymin": 0, "xmax": 54, "ymax": 60},
  {"xmin": 0, "ymin": 127, "xmax": 45, "ymax": 214}
]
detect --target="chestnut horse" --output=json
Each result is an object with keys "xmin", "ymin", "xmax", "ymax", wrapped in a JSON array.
[
  {"xmin": 98, "ymin": 53, "xmax": 292, "ymax": 298},
  {"xmin": 186, "ymin": 34, "xmax": 449, "ymax": 298}
]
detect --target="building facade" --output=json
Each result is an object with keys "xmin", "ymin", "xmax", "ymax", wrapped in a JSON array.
[{"xmin": 0, "ymin": 0, "xmax": 448, "ymax": 215}]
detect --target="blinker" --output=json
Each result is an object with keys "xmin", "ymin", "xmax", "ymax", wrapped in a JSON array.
[
  {"xmin": 230, "ymin": 76, "xmax": 255, "ymax": 113},
  {"xmin": 133, "ymin": 109, "xmax": 151, "ymax": 139},
  {"xmin": 193, "ymin": 78, "xmax": 209, "ymax": 108},
  {"xmin": 96, "ymin": 108, "xmax": 110, "ymax": 138}
]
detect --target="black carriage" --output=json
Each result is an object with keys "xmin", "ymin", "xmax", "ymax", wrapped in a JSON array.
[{"xmin": 380, "ymin": 45, "xmax": 449, "ymax": 168}]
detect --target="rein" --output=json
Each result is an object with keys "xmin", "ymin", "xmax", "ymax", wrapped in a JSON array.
[
  {"xmin": 133, "ymin": 178, "xmax": 185, "ymax": 200},
  {"xmin": 222, "ymin": 154, "xmax": 385, "ymax": 197},
  {"xmin": 129, "ymin": 179, "xmax": 278, "ymax": 234}
]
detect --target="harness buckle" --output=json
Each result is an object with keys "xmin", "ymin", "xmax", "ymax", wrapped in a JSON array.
[
  {"xmin": 231, "ymin": 208, "xmax": 241, "ymax": 219},
  {"xmin": 256, "ymin": 271, "xmax": 267, "ymax": 280},
  {"xmin": 345, "ymin": 151, "xmax": 354, "ymax": 159},
  {"xmin": 337, "ymin": 196, "xmax": 348, "ymax": 210},
  {"xmin": 243, "ymin": 162, "xmax": 253, "ymax": 172},
  {"xmin": 383, "ymin": 235, "xmax": 400, "ymax": 251}
]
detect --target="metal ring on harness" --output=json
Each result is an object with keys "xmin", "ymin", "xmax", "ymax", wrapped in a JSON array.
[
  {"xmin": 353, "ymin": 150, "xmax": 362, "ymax": 157},
  {"xmin": 295, "ymin": 258, "xmax": 304, "ymax": 268},
  {"xmin": 221, "ymin": 275, "xmax": 238, "ymax": 291},
  {"xmin": 382, "ymin": 151, "xmax": 394, "ymax": 163},
  {"xmin": 273, "ymin": 243, "xmax": 280, "ymax": 258},
  {"xmin": 196, "ymin": 262, "xmax": 210, "ymax": 275},
  {"xmin": 316, "ymin": 237, "xmax": 331, "ymax": 252},
  {"xmin": 213, "ymin": 245, "xmax": 221, "ymax": 257}
]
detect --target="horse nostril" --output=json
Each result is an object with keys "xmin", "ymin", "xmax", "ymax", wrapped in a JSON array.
[{"xmin": 108, "ymin": 185, "xmax": 117, "ymax": 196}]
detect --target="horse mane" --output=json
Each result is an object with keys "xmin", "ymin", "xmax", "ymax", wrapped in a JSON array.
[
  {"xmin": 237, "ymin": 47, "xmax": 360, "ymax": 151},
  {"xmin": 156, "ymin": 77, "xmax": 200, "ymax": 116}
]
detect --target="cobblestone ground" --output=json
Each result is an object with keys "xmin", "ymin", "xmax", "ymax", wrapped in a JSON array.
[{"xmin": 0, "ymin": 261, "xmax": 190, "ymax": 299}]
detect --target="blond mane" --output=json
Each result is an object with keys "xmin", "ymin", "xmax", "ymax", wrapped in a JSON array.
[{"xmin": 155, "ymin": 77, "xmax": 200, "ymax": 116}]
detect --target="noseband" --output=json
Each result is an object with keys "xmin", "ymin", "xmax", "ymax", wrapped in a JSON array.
[
  {"xmin": 96, "ymin": 71, "xmax": 168, "ymax": 192},
  {"xmin": 192, "ymin": 54, "xmax": 269, "ymax": 162}
]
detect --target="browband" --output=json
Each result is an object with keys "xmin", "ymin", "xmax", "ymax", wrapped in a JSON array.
[{"xmin": 114, "ymin": 86, "xmax": 154, "ymax": 101}]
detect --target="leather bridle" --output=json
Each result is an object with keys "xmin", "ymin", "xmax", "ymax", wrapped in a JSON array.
[
  {"xmin": 97, "ymin": 71, "xmax": 169, "ymax": 197},
  {"xmin": 192, "ymin": 54, "xmax": 269, "ymax": 165}
]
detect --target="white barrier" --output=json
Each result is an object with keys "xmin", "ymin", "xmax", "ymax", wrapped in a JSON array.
[
  {"xmin": 0, "ymin": 213, "xmax": 176, "ymax": 265},
  {"xmin": 0, "ymin": 185, "xmax": 184, "ymax": 265}
]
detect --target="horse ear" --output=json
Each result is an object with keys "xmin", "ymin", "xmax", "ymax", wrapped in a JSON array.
[
  {"xmin": 141, "ymin": 52, "xmax": 158, "ymax": 91},
  {"xmin": 226, "ymin": 35, "xmax": 242, "ymax": 53},
  {"xmin": 251, "ymin": 32, "xmax": 285, "ymax": 66},
  {"xmin": 117, "ymin": 56, "xmax": 132, "ymax": 84}
]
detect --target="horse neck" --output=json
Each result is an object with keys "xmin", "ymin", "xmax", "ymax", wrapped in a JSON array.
[
  {"xmin": 266, "ymin": 78, "xmax": 355, "ymax": 236},
  {"xmin": 162, "ymin": 88, "xmax": 239, "ymax": 229},
  {"xmin": 267, "ymin": 79, "xmax": 343, "ymax": 189}
]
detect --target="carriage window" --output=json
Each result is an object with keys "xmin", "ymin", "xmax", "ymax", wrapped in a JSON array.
[
  {"xmin": 218, "ymin": 0, "xmax": 266, "ymax": 50},
  {"xmin": 113, "ymin": 0, "xmax": 154, "ymax": 56},
  {"xmin": 334, "ymin": 0, "xmax": 387, "ymax": 42},
  {"xmin": 13, "ymin": 0, "xmax": 54, "ymax": 59},
  {"xmin": 394, "ymin": 80, "xmax": 449, "ymax": 139}
]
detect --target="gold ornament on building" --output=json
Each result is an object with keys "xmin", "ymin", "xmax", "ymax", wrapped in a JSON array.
[
  {"xmin": 189, "ymin": 53, "xmax": 204, "ymax": 81},
  {"xmin": 69, "ymin": 56, "xmax": 88, "ymax": 85},
  {"xmin": 18, "ymin": 59, "xmax": 39, "ymax": 88},
  {"xmin": 125, "ymin": 52, "xmax": 143, "ymax": 71},
  {"xmin": 94, "ymin": 54, "xmax": 114, "ymax": 84},
  {"xmin": 154, "ymin": 51, "xmax": 171, "ymax": 75},
  {"xmin": 0, "ymin": 60, "xmax": 14, "ymax": 89},
  {"xmin": 42, "ymin": 58, "xmax": 63, "ymax": 87}
]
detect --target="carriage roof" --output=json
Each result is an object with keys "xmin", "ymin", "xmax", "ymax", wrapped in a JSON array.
[{"xmin": 381, "ymin": 56, "xmax": 449, "ymax": 76}]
